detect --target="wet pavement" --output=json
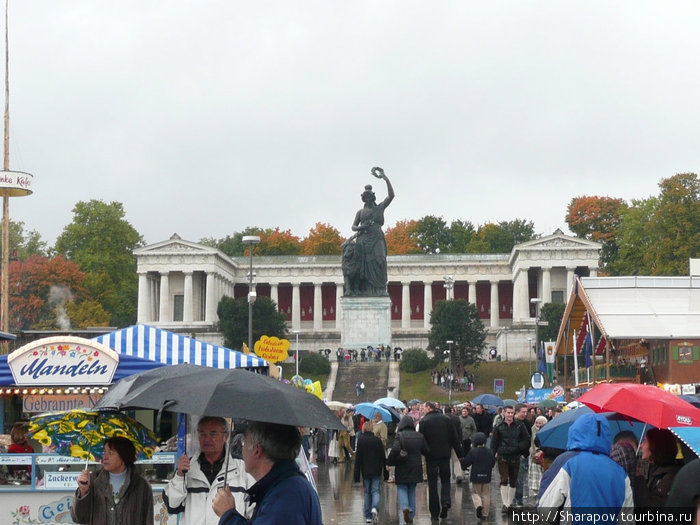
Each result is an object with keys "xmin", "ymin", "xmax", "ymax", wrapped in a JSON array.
[{"xmin": 312, "ymin": 459, "xmax": 537, "ymax": 524}]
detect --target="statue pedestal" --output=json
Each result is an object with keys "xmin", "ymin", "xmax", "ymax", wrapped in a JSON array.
[{"xmin": 340, "ymin": 296, "xmax": 392, "ymax": 350}]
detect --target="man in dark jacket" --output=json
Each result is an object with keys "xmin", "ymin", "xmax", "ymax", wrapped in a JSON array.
[
  {"xmin": 354, "ymin": 422, "xmax": 387, "ymax": 524},
  {"xmin": 490, "ymin": 405, "xmax": 529, "ymax": 512},
  {"xmin": 472, "ymin": 403, "xmax": 493, "ymax": 440},
  {"xmin": 213, "ymin": 422, "xmax": 322, "ymax": 525},
  {"xmin": 419, "ymin": 401, "xmax": 463, "ymax": 520}
]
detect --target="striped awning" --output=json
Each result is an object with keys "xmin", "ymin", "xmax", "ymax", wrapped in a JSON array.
[{"xmin": 93, "ymin": 324, "xmax": 268, "ymax": 370}]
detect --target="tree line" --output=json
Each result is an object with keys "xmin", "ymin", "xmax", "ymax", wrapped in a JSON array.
[{"xmin": 6, "ymin": 172, "xmax": 698, "ymax": 332}]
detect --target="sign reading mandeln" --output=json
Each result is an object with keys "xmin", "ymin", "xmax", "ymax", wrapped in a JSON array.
[{"xmin": 8, "ymin": 336, "xmax": 119, "ymax": 386}]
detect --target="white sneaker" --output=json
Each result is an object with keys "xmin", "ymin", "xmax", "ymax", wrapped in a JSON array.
[{"xmin": 371, "ymin": 508, "xmax": 378, "ymax": 523}]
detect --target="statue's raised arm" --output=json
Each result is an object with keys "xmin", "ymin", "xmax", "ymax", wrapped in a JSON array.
[{"xmin": 342, "ymin": 167, "xmax": 395, "ymax": 297}]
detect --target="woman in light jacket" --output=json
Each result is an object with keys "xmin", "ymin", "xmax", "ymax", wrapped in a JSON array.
[{"xmin": 387, "ymin": 415, "xmax": 429, "ymax": 525}]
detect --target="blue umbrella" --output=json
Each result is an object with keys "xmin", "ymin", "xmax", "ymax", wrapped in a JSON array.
[
  {"xmin": 377, "ymin": 404, "xmax": 402, "ymax": 422},
  {"xmin": 355, "ymin": 402, "xmax": 392, "ymax": 423},
  {"xmin": 669, "ymin": 426, "xmax": 700, "ymax": 458},
  {"xmin": 374, "ymin": 397, "xmax": 406, "ymax": 410},
  {"xmin": 537, "ymin": 406, "xmax": 648, "ymax": 450},
  {"xmin": 472, "ymin": 394, "xmax": 504, "ymax": 407},
  {"xmin": 679, "ymin": 395, "xmax": 700, "ymax": 409}
]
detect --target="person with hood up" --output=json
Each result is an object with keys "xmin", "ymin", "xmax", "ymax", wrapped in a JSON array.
[
  {"xmin": 387, "ymin": 415, "xmax": 429, "ymax": 525},
  {"xmin": 538, "ymin": 412, "xmax": 633, "ymax": 524},
  {"xmin": 460, "ymin": 432, "xmax": 495, "ymax": 520}
]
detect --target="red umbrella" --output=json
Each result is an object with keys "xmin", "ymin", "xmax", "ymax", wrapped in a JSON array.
[{"xmin": 577, "ymin": 382, "xmax": 700, "ymax": 429}]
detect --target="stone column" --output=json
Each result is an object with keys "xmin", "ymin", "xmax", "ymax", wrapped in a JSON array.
[
  {"xmin": 183, "ymin": 272, "xmax": 194, "ymax": 323},
  {"xmin": 270, "ymin": 284, "xmax": 279, "ymax": 308},
  {"xmin": 335, "ymin": 283, "xmax": 343, "ymax": 330},
  {"xmin": 566, "ymin": 267, "xmax": 575, "ymax": 298},
  {"xmin": 313, "ymin": 283, "xmax": 323, "ymax": 330},
  {"xmin": 401, "ymin": 282, "xmax": 411, "ymax": 329},
  {"xmin": 137, "ymin": 272, "xmax": 150, "ymax": 323},
  {"xmin": 490, "ymin": 280, "xmax": 499, "ymax": 328},
  {"xmin": 468, "ymin": 282, "xmax": 477, "ymax": 305},
  {"xmin": 542, "ymin": 268, "xmax": 552, "ymax": 304},
  {"xmin": 159, "ymin": 272, "xmax": 170, "ymax": 322},
  {"xmin": 423, "ymin": 282, "xmax": 432, "ymax": 329},
  {"xmin": 292, "ymin": 283, "xmax": 301, "ymax": 332},
  {"xmin": 512, "ymin": 269, "xmax": 530, "ymax": 323},
  {"xmin": 205, "ymin": 273, "xmax": 217, "ymax": 322},
  {"xmin": 589, "ymin": 268, "xmax": 598, "ymax": 278}
]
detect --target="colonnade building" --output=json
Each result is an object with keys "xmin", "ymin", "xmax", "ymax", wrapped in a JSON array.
[{"xmin": 135, "ymin": 229, "xmax": 601, "ymax": 360}]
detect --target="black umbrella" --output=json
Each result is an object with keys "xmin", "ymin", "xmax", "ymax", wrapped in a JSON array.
[{"xmin": 96, "ymin": 363, "xmax": 344, "ymax": 430}]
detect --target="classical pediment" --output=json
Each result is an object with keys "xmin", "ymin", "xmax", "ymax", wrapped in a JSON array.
[
  {"xmin": 514, "ymin": 231, "xmax": 601, "ymax": 251},
  {"xmin": 135, "ymin": 234, "xmax": 220, "ymax": 256}
]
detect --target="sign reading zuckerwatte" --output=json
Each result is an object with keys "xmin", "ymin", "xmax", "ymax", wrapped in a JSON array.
[
  {"xmin": 8, "ymin": 336, "xmax": 119, "ymax": 386},
  {"xmin": 254, "ymin": 336, "xmax": 290, "ymax": 363}
]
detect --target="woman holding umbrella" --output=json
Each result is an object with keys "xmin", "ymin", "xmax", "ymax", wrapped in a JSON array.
[
  {"xmin": 71, "ymin": 436, "xmax": 154, "ymax": 525},
  {"xmin": 633, "ymin": 428, "xmax": 680, "ymax": 509}
]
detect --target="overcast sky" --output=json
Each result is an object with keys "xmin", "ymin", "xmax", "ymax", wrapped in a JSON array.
[{"xmin": 5, "ymin": 2, "xmax": 699, "ymax": 247}]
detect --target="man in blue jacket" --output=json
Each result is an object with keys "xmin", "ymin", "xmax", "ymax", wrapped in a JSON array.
[
  {"xmin": 213, "ymin": 421, "xmax": 322, "ymax": 525},
  {"xmin": 538, "ymin": 412, "xmax": 633, "ymax": 524}
]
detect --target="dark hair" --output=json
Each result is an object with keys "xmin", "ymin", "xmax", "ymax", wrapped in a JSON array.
[
  {"xmin": 246, "ymin": 421, "xmax": 301, "ymax": 461},
  {"xmin": 10, "ymin": 422, "xmax": 29, "ymax": 445},
  {"xmin": 613, "ymin": 430, "xmax": 638, "ymax": 446},
  {"xmin": 644, "ymin": 428, "xmax": 677, "ymax": 466},
  {"xmin": 514, "ymin": 403, "xmax": 527, "ymax": 412},
  {"xmin": 104, "ymin": 436, "xmax": 137, "ymax": 467}
]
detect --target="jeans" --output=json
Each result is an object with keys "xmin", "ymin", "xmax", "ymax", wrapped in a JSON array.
[
  {"xmin": 514, "ymin": 456, "xmax": 529, "ymax": 503},
  {"xmin": 397, "ymin": 483, "xmax": 416, "ymax": 524},
  {"xmin": 363, "ymin": 476, "xmax": 381, "ymax": 519},
  {"xmin": 426, "ymin": 458, "xmax": 451, "ymax": 518}
]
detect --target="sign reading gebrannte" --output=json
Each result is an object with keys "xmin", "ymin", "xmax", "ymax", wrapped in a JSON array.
[
  {"xmin": 8, "ymin": 336, "xmax": 119, "ymax": 386},
  {"xmin": 0, "ymin": 170, "xmax": 33, "ymax": 196}
]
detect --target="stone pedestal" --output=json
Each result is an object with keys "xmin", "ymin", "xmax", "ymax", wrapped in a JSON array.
[{"xmin": 340, "ymin": 296, "xmax": 392, "ymax": 350}]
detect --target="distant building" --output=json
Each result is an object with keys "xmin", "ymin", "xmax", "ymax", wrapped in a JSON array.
[{"xmin": 135, "ymin": 229, "xmax": 601, "ymax": 359}]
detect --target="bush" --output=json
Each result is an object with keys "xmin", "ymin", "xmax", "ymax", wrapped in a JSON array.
[
  {"xmin": 299, "ymin": 353, "xmax": 331, "ymax": 375},
  {"xmin": 399, "ymin": 348, "xmax": 432, "ymax": 373}
]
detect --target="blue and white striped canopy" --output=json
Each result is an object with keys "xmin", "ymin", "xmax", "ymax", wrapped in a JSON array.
[{"xmin": 93, "ymin": 324, "xmax": 268, "ymax": 370}]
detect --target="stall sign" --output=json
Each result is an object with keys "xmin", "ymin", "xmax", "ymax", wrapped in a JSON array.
[
  {"xmin": 23, "ymin": 394, "xmax": 102, "ymax": 413},
  {"xmin": 254, "ymin": 336, "xmax": 289, "ymax": 363},
  {"xmin": 8, "ymin": 336, "xmax": 119, "ymax": 386},
  {"xmin": 44, "ymin": 472, "xmax": 81, "ymax": 489},
  {"xmin": 0, "ymin": 454, "xmax": 32, "ymax": 465}
]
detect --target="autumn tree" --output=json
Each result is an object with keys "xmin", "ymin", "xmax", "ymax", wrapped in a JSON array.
[
  {"xmin": 566, "ymin": 196, "xmax": 627, "ymax": 267},
  {"xmin": 301, "ymin": 223, "xmax": 344, "ymax": 255},
  {"xmin": 256, "ymin": 228, "xmax": 301, "ymax": 256},
  {"xmin": 385, "ymin": 219, "xmax": 420, "ymax": 255},
  {"xmin": 8, "ymin": 255, "xmax": 108, "ymax": 331},
  {"xmin": 54, "ymin": 200, "xmax": 144, "ymax": 327},
  {"xmin": 643, "ymin": 173, "xmax": 700, "ymax": 275}
]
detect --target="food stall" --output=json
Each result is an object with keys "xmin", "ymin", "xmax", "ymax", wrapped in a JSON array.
[{"xmin": 0, "ymin": 327, "xmax": 269, "ymax": 524}]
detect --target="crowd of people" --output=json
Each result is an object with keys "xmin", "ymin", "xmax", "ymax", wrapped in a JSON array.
[{"xmin": 317, "ymin": 345, "xmax": 404, "ymax": 363}]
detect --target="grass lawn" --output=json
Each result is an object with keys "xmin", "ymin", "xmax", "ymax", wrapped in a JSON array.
[{"xmin": 278, "ymin": 359, "xmax": 533, "ymax": 405}]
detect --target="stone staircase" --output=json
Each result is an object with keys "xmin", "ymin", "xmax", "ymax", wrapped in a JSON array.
[{"xmin": 330, "ymin": 361, "xmax": 391, "ymax": 404}]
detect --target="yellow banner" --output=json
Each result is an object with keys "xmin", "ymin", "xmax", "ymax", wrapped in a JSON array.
[{"xmin": 254, "ymin": 336, "xmax": 290, "ymax": 363}]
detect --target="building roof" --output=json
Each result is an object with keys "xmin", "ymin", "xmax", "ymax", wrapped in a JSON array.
[{"xmin": 556, "ymin": 275, "xmax": 700, "ymax": 355}]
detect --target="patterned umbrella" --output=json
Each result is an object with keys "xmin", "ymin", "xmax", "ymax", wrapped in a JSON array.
[{"xmin": 28, "ymin": 409, "xmax": 158, "ymax": 462}]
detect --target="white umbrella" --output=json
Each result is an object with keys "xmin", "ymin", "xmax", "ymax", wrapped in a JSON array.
[
  {"xmin": 374, "ymin": 397, "xmax": 406, "ymax": 410},
  {"xmin": 326, "ymin": 401, "xmax": 350, "ymax": 410}
]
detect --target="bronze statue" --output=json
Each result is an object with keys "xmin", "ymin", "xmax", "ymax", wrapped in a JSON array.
[{"xmin": 342, "ymin": 167, "xmax": 394, "ymax": 296}]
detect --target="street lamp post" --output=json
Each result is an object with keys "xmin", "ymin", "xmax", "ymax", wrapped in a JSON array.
[
  {"xmin": 446, "ymin": 340, "xmax": 454, "ymax": 404},
  {"xmin": 243, "ymin": 235, "xmax": 261, "ymax": 354},
  {"xmin": 531, "ymin": 297, "xmax": 542, "ymax": 383},
  {"xmin": 527, "ymin": 337, "xmax": 533, "ymax": 379},
  {"xmin": 293, "ymin": 330, "xmax": 300, "ymax": 377}
]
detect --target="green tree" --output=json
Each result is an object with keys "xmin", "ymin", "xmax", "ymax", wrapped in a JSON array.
[
  {"xmin": 399, "ymin": 348, "xmax": 432, "ymax": 372},
  {"xmin": 8, "ymin": 220, "xmax": 48, "ymax": 260},
  {"xmin": 200, "ymin": 227, "xmax": 266, "ymax": 257},
  {"xmin": 467, "ymin": 220, "xmax": 537, "ymax": 253},
  {"xmin": 538, "ymin": 302, "xmax": 565, "ymax": 343},
  {"xmin": 299, "ymin": 353, "xmax": 331, "ymax": 375},
  {"xmin": 607, "ymin": 197, "xmax": 657, "ymax": 275},
  {"xmin": 413, "ymin": 215, "xmax": 451, "ymax": 254},
  {"xmin": 217, "ymin": 295, "xmax": 289, "ymax": 350},
  {"xmin": 54, "ymin": 200, "xmax": 144, "ymax": 326},
  {"xmin": 428, "ymin": 299, "xmax": 487, "ymax": 366},
  {"xmin": 447, "ymin": 220, "xmax": 475, "ymax": 253},
  {"xmin": 644, "ymin": 173, "xmax": 700, "ymax": 275}
]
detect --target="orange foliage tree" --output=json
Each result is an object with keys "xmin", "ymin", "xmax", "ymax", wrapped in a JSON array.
[
  {"xmin": 255, "ymin": 228, "xmax": 301, "ymax": 256},
  {"xmin": 566, "ymin": 196, "xmax": 627, "ymax": 267},
  {"xmin": 301, "ymin": 223, "xmax": 345, "ymax": 255},
  {"xmin": 385, "ymin": 219, "xmax": 421, "ymax": 254},
  {"xmin": 8, "ymin": 255, "xmax": 109, "ymax": 331}
]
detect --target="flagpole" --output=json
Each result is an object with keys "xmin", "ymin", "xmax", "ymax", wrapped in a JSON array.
[{"xmin": 573, "ymin": 329, "xmax": 579, "ymax": 386}]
